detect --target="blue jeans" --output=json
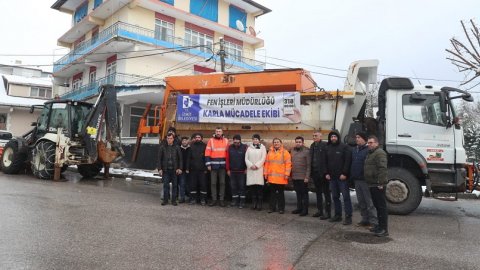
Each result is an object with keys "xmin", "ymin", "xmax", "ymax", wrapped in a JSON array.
[
  {"xmin": 330, "ymin": 177, "xmax": 352, "ymax": 217},
  {"xmin": 163, "ymin": 169, "xmax": 177, "ymax": 201},
  {"xmin": 177, "ymin": 172, "xmax": 188, "ymax": 200}
]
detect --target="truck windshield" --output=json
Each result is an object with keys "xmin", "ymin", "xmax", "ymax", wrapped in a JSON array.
[
  {"xmin": 402, "ymin": 94, "xmax": 446, "ymax": 126},
  {"xmin": 48, "ymin": 103, "xmax": 69, "ymax": 131},
  {"xmin": 71, "ymin": 104, "xmax": 92, "ymax": 136}
]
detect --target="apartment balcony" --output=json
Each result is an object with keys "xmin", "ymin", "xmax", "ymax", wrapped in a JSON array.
[
  {"xmin": 53, "ymin": 21, "xmax": 265, "ymax": 74},
  {"xmin": 61, "ymin": 72, "xmax": 164, "ymax": 101}
]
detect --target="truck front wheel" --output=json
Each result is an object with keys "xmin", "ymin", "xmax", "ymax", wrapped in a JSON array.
[
  {"xmin": 31, "ymin": 141, "xmax": 56, "ymax": 180},
  {"xmin": 386, "ymin": 167, "xmax": 422, "ymax": 215},
  {"xmin": 1, "ymin": 140, "xmax": 27, "ymax": 174}
]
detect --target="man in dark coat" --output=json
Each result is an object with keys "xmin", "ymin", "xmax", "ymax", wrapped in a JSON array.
[
  {"xmin": 187, "ymin": 133, "xmax": 208, "ymax": 205},
  {"xmin": 226, "ymin": 134, "xmax": 248, "ymax": 208},
  {"xmin": 158, "ymin": 133, "xmax": 183, "ymax": 206},
  {"xmin": 351, "ymin": 132, "xmax": 377, "ymax": 227},
  {"xmin": 365, "ymin": 135, "xmax": 389, "ymax": 237},
  {"xmin": 326, "ymin": 130, "xmax": 352, "ymax": 225},
  {"xmin": 178, "ymin": 136, "xmax": 191, "ymax": 203},
  {"xmin": 310, "ymin": 130, "xmax": 331, "ymax": 219}
]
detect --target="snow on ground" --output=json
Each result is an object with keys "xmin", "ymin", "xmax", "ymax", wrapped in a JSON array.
[{"xmin": 99, "ymin": 167, "xmax": 161, "ymax": 180}]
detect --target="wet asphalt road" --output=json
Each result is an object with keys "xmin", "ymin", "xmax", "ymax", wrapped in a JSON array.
[{"xmin": 0, "ymin": 172, "xmax": 479, "ymax": 270}]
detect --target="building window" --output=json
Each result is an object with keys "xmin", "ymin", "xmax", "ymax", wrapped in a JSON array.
[
  {"xmin": 160, "ymin": 0, "xmax": 174, "ymax": 5},
  {"xmin": 190, "ymin": 0, "xmax": 218, "ymax": 22},
  {"xmin": 402, "ymin": 94, "xmax": 446, "ymax": 126},
  {"xmin": 94, "ymin": 0, "xmax": 103, "ymax": 9},
  {"xmin": 30, "ymin": 87, "xmax": 52, "ymax": 99},
  {"xmin": 72, "ymin": 72, "xmax": 83, "ymax": 90},
  {"xmin": 130, "ymin": 107, "xmax": 155, "ymax": 137},
  {"xmin": 72, "ymin": 79, "xmax": 82, "ymax": 90},
  {"xmin": 185, "ymin": 28, "xmax": 213, "ymax": 54},
  {"xmin": 224, "ymin": 41, "xmax": 243, "ymax": 62},
  {"xmin": 0, "ymin": 113, "xmax": 6, "ymax": 130},
  {"xmin": 89, "ymin": 68, "xmax": 97, "ymax": 86},
  {"xmin": 74, "ymin": 2, "xmax": 88, "ymax": 24},
  {"xmin": 229, "ymin": 5, "xmax": 246, "ymax": 32},
  {"xmin": 92, "ymin": 27, "xmax": 99, "ymax": 44},
  {"xmin": 155, "ymin": 19, "xmax": 174, "ymax": 43}
]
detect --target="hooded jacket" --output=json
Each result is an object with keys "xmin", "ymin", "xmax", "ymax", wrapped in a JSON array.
[
  {"xmin": 326, "ymin": 130, "xmax": 351, "ymax": 178},
  {"xmin": 264, "ymin": 145, "xmax": 292, "ymax": 185}
]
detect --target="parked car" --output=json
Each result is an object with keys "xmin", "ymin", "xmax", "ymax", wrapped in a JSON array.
[{"xmin": 0, "ymin": 130, "xmax": 13, "ymax": 158}]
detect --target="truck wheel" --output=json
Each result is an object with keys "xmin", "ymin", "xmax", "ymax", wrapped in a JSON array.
[
  {"xmin": 78, "ymin": 163, "xmax": 103, "ymax": 179},
  {"xmin": 386, "ymin": 167, "xmax": 422, "ymax": 215},
  {"xmin": 1, "ymin": 140, "xmax": 27, "ymax": 174},
  {"xmin": 31, "ymin": 141, "xmax": 56, "ymax": 180}
]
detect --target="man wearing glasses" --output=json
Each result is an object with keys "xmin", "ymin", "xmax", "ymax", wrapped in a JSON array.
[{"xmin": 364, "ymin": 135, "xmax": 389, "ymax": 237}]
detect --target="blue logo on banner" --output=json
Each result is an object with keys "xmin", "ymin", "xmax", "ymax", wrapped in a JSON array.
[{"xmin": 177, "ymin": 95, "xmax": 200, "ymax": 122}]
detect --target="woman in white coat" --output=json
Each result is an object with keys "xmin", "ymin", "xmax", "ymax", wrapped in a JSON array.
[{"xmin": 245, "ymin": 134, "xmax": 267, "ymax": 210}]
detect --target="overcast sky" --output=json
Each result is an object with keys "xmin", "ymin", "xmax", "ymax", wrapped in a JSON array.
[{"xmin": 1, "ymin": 0, "xmax": 479, "ymax": 91}]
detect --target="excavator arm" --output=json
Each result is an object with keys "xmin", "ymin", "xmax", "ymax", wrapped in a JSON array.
[{"xmin": 81, "ymin": 84, "xmax": 124, "ymax": 164}]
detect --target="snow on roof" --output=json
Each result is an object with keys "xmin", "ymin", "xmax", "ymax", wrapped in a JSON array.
[
  {"xmin": 2, "ymin": 74, "xmax": 52, "ymax": 88},
  {"xmin": 0, "ymin": 74, "xmax": 48, "ymax": 107}
]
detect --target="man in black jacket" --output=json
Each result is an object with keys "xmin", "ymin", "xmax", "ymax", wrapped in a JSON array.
[
  {"xmin": 351, "ymin": 132, "xmax": 377, "ymax": 227},
  {"xmin": 187, "ymin": 133, "xmax": 208, "ymax": 205},
  {"xmin": 326, "ymin": 130, "xmax": 352, "ymax": 225},
  {"xmin": 226, "ymin": 134, "xmax": 248, "ymax": 208},
  {"xmin": 158, "ymin": 133, "xmax": 183, "ymax": 206},
  {"xmin": 310, "ymin": 131, "xmax": 331, "ymax": 219},
  {"xmin": 178, "ymin": 137, "xmax": 191, "ymax": 203}
]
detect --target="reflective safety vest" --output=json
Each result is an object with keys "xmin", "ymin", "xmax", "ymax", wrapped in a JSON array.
[
  {"xmin": 205, "ymin": 137, "xmax": 229, "ymax": 169},
  {"xmin": 264, "ymin": 146, "xmax": 292, "ymax": 185}
]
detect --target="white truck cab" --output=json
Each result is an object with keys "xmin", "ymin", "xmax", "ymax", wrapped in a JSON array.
[{"xmin": 376, "ymin": 78, "xmax": 473, "ymax": 213}]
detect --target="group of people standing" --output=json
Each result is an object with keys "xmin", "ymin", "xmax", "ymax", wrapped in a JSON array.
[{"xmin": 157, "ymin": 127, "xmax": 389, "ymax": 237}]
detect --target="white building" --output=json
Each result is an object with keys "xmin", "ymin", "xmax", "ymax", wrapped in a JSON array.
[{"xmin": 51, "ymin": 0, "xmax": 270, "ymax": 138}]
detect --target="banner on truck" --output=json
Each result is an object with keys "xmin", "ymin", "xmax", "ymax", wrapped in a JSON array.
[{"xmin": 176, "ymin": 92, "xmax": 301, "ymax": 124}]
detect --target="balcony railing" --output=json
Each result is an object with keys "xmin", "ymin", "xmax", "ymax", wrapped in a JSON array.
[
  {"xmin": 61, "ymin": 72, "xmax": 164, "ymax": 100},
  {"xmin": 53, "ymin": 21, "xmax": 265, "ymax": 73}
]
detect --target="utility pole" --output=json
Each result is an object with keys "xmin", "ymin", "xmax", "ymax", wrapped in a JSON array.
[{"xmin": 218, "ymin": 37, "xmax": 226, "ymax": 72}]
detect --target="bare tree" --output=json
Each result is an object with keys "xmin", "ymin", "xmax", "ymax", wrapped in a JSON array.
[
  {"xmin": 446, "ymin": 19, "xmax": 480, "ymax": 88},
  {"xmin": 365, "ymin": 81, "xmax": 379, "ymax": 118}
]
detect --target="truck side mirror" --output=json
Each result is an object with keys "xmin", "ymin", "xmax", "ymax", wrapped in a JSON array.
[
  {"xmin": 462, "ymin": 93, "xmax": 474, "ymax": 102},
  {"xmin": 30, "ymin": 106, "xmax": 35, "ymax": 113},
  {"xmin": 437, "ymin": 91, "xmax": 447, "ymax": 113}
]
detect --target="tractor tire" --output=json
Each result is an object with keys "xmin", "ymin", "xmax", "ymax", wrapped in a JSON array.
[
  {"xmin": 1, "ymin": 140, "xmax": 27, "ymax": 174},
  {"xmin": 386, "ymin": 167, "xmax": 423, "ymax": 215},
  {"xmin": 78, "ymin": 163, "xmax": 103, "ymax": 179},
  {"xmin": 31, "ymin": 141, "xmax": 56, "ymax": 180}
]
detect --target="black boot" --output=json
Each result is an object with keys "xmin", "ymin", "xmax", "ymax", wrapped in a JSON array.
[
  {"xmin": 257, "ymin": 198, "xmax": 263, "ymax": 211},
  {"xmin": 230, "ymin": 197, "xmax": 238, "ymax": 207},
  {"xmin": 251, "ymin": 198, "xmax": 257, "ymax": 210},
  {"xmin": 343, "ymin": 216, "xmax": 352, "ymax": 225},
  {"xmin": 239, "ymin": 198, "xmax": 245, "ymax": 209}
]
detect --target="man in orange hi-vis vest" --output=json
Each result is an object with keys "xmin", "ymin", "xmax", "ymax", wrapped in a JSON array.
[
  {"xmin": 205, "ymin": 127, "xmax": 229, "ymax": 207},
  {"xmin": 264, "ymin": 138, "xmax": 292, "ymax": 214}
]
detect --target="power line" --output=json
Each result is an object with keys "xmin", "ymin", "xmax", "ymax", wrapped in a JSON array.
[
  {"xmin": 256, "ymin": 54, "xmax": 465, "ymax": 83},
  {"xmin": 5, "ymin": 44, "xmax": 214, "ymax": 68}
]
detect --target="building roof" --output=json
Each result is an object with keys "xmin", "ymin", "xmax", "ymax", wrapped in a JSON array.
[
  {"xmin": 240, "ymin": 0, "xmax": 271, "ymax": 16},
  {"xmin": 0, "ymin": 75, "xmax": 47, "ymax": 107},
  {"xmin": 2, "ymin": 74, "xmax": 52, "ymax": 88}
]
